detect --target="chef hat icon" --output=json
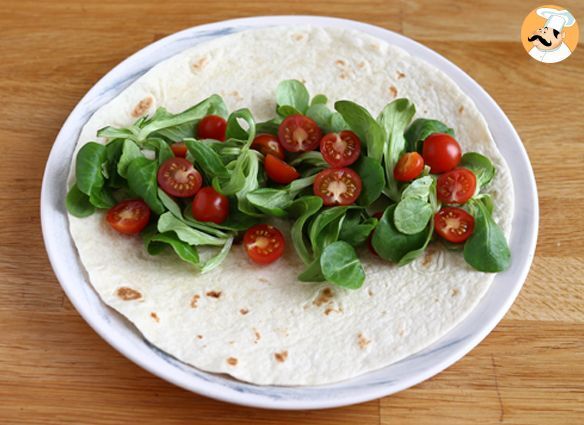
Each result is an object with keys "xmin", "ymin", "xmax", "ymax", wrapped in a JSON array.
[{"xmin": 537, "ymin": 8, "xmax": 576, "ymax": 32}]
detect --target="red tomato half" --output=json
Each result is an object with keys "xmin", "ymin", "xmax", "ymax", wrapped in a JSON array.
[
  {"xmin": 171, "ymin": 142, "xmax": 188, "ymax": 158},
  {"xmin": 313, "ymin": 168, "xmax": 362, "ymax": 206},
  {"xmin": 157, "ymin": 157, "xmax": 202, "ymax": 198},
  {"xmin": 192, "ymin": 187, "xmax": 230, "ymax": 224},
  {"xmin": 243, "ymin": 224, "xmax": 286, "ymax": 265},
  {"xmin": 197, "ymin": 115, "xmax": 227, "ymax": 141},
  {"xmin": 264, "ymin": 154, "xmax": 300, "ymax": 184},
  {"xmin": 394, "ymin": 152, "xmax": 424, "ymax": 182},
  {"xmin": 106, "ymin": 200, "xmax": 151, "ymax": 235},
  {"xmin": 319, "ymin": 130, "xmax": 361, "ymax": 167},
  {"xmin": 278, "ymin": 115, "xmax": 322, "ymax": 152},
  {"xmin": 252, "ymin": 134, "xmax": 285, "ymax": 160},
  {"xmin": 422, "ymin": 133, "xmax": 462, "ymax": 174},
  {"xmin": 434, "ymin": 207, "xmax": 475, "ymax": 243},
  {"xmin": 436, "ymin": 168, "xmax": 476, "ymax": 204}
]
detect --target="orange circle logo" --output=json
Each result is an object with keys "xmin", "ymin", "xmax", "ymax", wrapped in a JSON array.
[{"xmin": 521, "ymin": 5, "xmax": 578, "ymax": 63}]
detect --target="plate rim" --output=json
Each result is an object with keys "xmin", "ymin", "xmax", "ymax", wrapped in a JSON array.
[{"xmin": 41, "ymin": 15, "xmax": 539, "ymax": 410}]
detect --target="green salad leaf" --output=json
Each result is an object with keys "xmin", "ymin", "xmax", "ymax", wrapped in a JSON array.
[
  {"xmin": 137, "ymin": 95, "xmax": 227, "ymax": 142},
  {"xmin": 353, "ymin": 156, "xmax": 385, "ymax": 206},
  {"xmin": 157, "ymin": 212, "xmax": 227, "ymax": 246},
  {"xmin": 401, "ymin": 175, "xmax": 433, "ymax": 201},
  {"xmin": 145, "ymin": 231, "xmax": 201, "ymax": 266},
  {"xmin": 117, "ymin": 140, "xmax": 143, "ymax": 178},
  {"xmin": 320, "ymin": 241, "xmax": 365, "ymax": 289},
  {"xmin": 394, "ymin": 197, "xmax": 433, "ymax": 235},
  {"xmin": 372, "ymin": 205, "xmax": 431, "ymax": 264},
  {"xmin": 184, "ymin": 139, "xmax": 228, "ymax": 179},
  {"xmin": 126, "ymin": 157, "xmax": 165, "ymax": 215},
  {"xmin": 463, "ymin": 199, "xmax": 511, "ymax": 272},
  {"xmin": 335, "ymin": 100, "xmax": 385, "ymax": 162},
  {"xmin": 66, "ymin": 184, "xmax": 96, "ymax": 217},
  {"xmin": 461, "ymin": 152, "xmax": 495, "ymax": 191},
  {"xmin": 309, "ymin": 206, "xmax": 348, "ymax": 255},
  {"xmin": 75, "ymin": 142, "xmax": 106, "ymax": 197},
  {"xmin": 276, "ymin": 80, "xmax": 310, "ymax": 114},
  {"xmin": 404, "ymin": 118, "xmax": 454, "ymax": 152},
  {"xmin": 378, "ymin": 99, "xmax": 416, "ymax": 201},
  {"xmin": 143, "ymin": 138, "xmax": 173, "ymax": 166},
  {"xmin": 310, "ymin": 94, "xmax": 328, "ymax": 106},
  {"xmin": 339, "ymin": 210, "xmax": 377, "ymax": 246},
  {"xmin": 288, "ymin": 196, "xmax": 323, "ymax": 264}
]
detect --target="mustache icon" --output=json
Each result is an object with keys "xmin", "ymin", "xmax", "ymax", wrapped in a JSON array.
[{"xmin": 528, "ymin": 34, "xmax": 552, "ymax": 46}]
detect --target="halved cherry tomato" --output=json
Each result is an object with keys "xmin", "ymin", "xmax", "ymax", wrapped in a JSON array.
[
  {"xmin": 434, "ymin": 207, "xmax": 475, "ymax": 243},
  {"xmin": 157, "ymin": 157, "xmax": 202, "ymax": 198},
  {"xmin": 264, "ymin": 154, "xmax": 300, "ymax": 184},
  {"xmin": 252, "ymin": 134, "xmax": 285, "ymax": 160},
  {"xmin": 278, "ymin": 114, "xmax": 322, "ymax": 152},
  {"xmin": 436, "ymin": 167, "xmax": 476, "ymax": 204},
  {"xmin": 394, "ymin": 152, "xmax": 424, "ymax": 182},
  {"xmin": 106, "ymin": 199, "xmax": 151, "ymax": 235},
  {"xmin": 367, "ymin": 211, "xmax": 384, "ymax": 256},
  {"xmin": 320, "ymin": 130, "xmax": 361, "ymax": 167},
  {"xmin": 313, "ymin": 168, "xmax": 362, "ymax": 206},
  {"xmin": 422, "ymin": 133, "xmax": 462, "ymax": 174},
  {"xmin": 192, "ymin": 186, "xmax": 229, "ymax": 224},
  {"xmin": 171, "ymin": 142, "xmax": 188, "ymax": 158},
  {"xmin": 243, "ymin": 224, "xmax": 285, "ymax": 265},
  {"xmin": 197, "ymin": 115, "xmax": 227, "ymax": 141}
]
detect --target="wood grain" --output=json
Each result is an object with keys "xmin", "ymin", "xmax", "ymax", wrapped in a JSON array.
[{"xmin": 1, "ymin": 0, "xmax": 583, "ymax": 423}]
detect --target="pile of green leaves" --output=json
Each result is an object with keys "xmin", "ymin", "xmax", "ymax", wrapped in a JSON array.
[{"xmin": 66, "ymin": 79, "xmax": 510, "ymax": 289}]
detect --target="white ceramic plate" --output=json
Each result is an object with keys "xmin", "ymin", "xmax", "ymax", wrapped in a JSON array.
[{"xmin": 41, "ymin": 16, "xmax": 538, "ymax": 410}]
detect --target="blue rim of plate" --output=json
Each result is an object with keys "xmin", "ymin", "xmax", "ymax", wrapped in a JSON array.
[{"xmin": 41, "ymin": 16, "xmax": 538, "ymax": 410}]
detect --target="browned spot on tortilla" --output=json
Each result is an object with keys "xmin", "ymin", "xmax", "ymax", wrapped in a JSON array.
[
  {"xmin": 239, "ymin": 308, "xmax": 249, "ymax": 315},
  {"xmin": 369, "ymin": 43, "xmax": 380, "ymax": 51},
  {"xmin": 452, "ymin": 288, "xmax": 460, "ymax": 297},
  {"xmin": 367, "ymin": 288, "xmax": 374, "ymax": 297},
  {"xmin": 389, "ymin": 85, "xmax": 398, "ymax": 98},
  {"xmin": 150, "ymin": 312, "xmax": 159, "ymax": 322},
  {"xmin": 116, "ymin": 287, "xmax": 142, "ymax": 301},
  {"xmin": 357, "ymin": 61, "xmax": 366, "ymax": 69},
  {"xmin": 292, "ymin": 33, "xmax": 305, "ymax": 41},
  {"xmin": 459, "ymin": 105, "xmax": 465, "ymax": 114},
  {"xmin": 229, "ymin": 341, "xmax": 235, "ymax": 345},
  {"xmin": 226, "ymin": 357, "xmax": 238, "ymax": 366},
  {"xmin": 357, "ymin": 333, "xmax": 370, "ymax": 349},
  {"xmin": 339, "ymin": 72, "xmax": 348, "ymax": 80},
  {"xmin": 192, "ymin": 56, "xmax": 209, "ymax": 72},
  {"xmin": 253, "ymin": 328, "xmax": 261, "ymax": 344},
  {"xmin": 422, "ymin": 246, "xmax": 436, "ymax": 267},
  {"xmin": 228, "ymin": 90, "xmax": 243, "ymax": 101},
  {"xmin": 274, "ymin": 351, "xmax": 288, "ymax": 363},
  {"xmin": 324, "ymin": 306, "xmax": 335, "ymax": 316},
  {"xmin": 397, "ymin": 71, "xmax": 406, "ymax": 79},
  {"xmin": 206, "ymin": 291, "xmax": 222, "ymax": 299},
  {"xmin": 190, "ymin": 294, "xmax": 200, "ymax": 308},
  {"xmin": 196, "ymin": 335, "xmax": 203, "ymax": 339},
  {"xmin": 313, "ymin": 287, "xmax": 334, "ymax": 306},
  {"xmin": 399, "ymin": 329, "xmax": 405, "ymax": 336},
  {"xmin": 335, "ymin": 59, "xmax": 346, "ymax": 66},
  {"xmin": 258, "ymin": 277, "xmax": 269, "ymax": 284},
  {"xmin": 131, "ymin": 97, "xmax": 153, "ymax": 118}
]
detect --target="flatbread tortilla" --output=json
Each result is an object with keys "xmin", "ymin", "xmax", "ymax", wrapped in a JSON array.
[{"xmin": 68, "ymin": 26, "xmax": 514, "ymax": 385}]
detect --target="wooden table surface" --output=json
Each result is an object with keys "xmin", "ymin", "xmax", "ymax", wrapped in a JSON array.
[{"xmin": 1, "ymin": 0, "xmax": 583, "ymax": 423}]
